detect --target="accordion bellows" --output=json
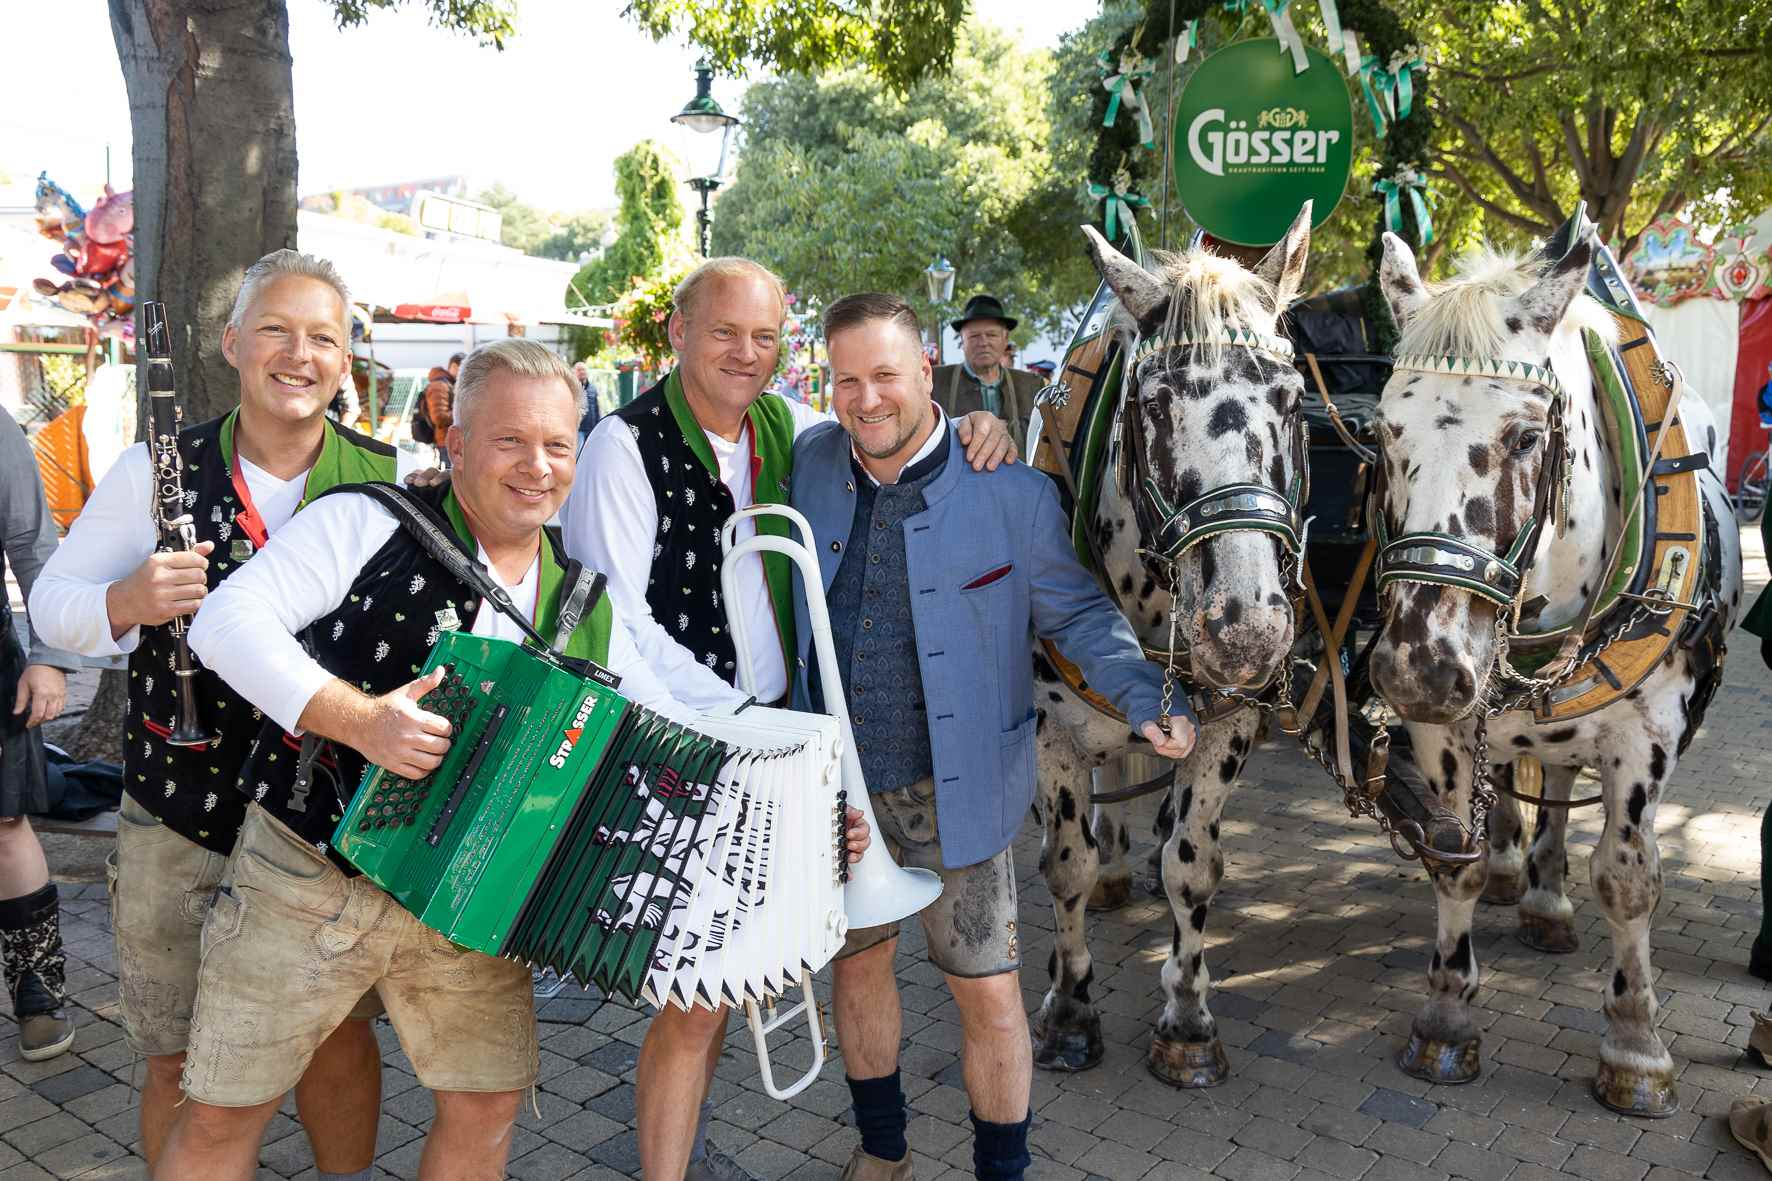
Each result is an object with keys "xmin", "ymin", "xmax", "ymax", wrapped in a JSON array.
[{"xmin": 334, "ymin": 630, "xmax": 849, "ymax": 1011}]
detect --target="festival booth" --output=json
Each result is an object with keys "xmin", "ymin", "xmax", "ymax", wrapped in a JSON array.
[
  {"xmin": 1622, "ymin": 209, "xmax": 1772, "ymax": 490},
  {"xmin": 293, "ymin": 210, "xmax": 604, "ymax": 440}
]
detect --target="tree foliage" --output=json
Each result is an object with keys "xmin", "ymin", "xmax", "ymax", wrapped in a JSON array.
[
  {"xmin": 1417, "ymin": 0, "xmax": 1772, "ymax": 255},
  {"xmin": 571, "ymin": 141, "xmax": 689, "ymax": 308},
  {"xmin": 328, "ymin": 0, "xmax": 517, "ymax": 47},
  {"xmin": 711, "ymin": 24, "xmax": 1095, "ymax": 343},
  {"xmin": 623, "ymin": 0, "xmax": 966, "ymax": 93}
]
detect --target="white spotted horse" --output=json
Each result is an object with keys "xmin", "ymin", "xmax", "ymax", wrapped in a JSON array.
[
  {"xmin": 1367, "ymin": 214, "xmax": 1741, "ymax": 1116},
  {"xmin": 1030, "ymin": 205, "xmax": 1316, "ymax": 1085}
]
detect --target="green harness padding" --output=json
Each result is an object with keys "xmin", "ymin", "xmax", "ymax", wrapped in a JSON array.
[
  {"xmin": 1070, "ymin": 347, "xmax": 1127, "ymax": 570},
  {"xmin": 1503, "ymin": 331, "xmax": 1648, "ymax": 672}
]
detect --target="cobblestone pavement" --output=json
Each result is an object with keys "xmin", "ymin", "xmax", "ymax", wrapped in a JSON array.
[{"xmin": 4, "ymin": 523, "xmax": 1770, "ymax": 1180}]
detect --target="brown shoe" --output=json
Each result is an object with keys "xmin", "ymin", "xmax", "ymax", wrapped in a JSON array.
[
  {"xmin": 1751, "ymin": 1012, "xmax": 1772, "ymax": 1069},
  {"xmin": 839, "ymin": 1146, "xmax": 912, "ymax": 1181},
  {"xmin": 1731, "ymin": 1097, "xmax": 1772, "ymax": 1173},
  {"xmin": 18, "ymin": 1010, "xmax": 75, "ymax": 1061}
]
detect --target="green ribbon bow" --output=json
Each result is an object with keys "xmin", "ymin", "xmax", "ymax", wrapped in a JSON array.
[
  {"xmin": 1359, "ymin": 54, "xmax": 1396, "ymax": 135},
  {"xmin": 1176, "ymin": 19, "xmax": 1199, "ymax": 61},
  {"xmin": 1227, "ymin": 0, "xmax": 1308, "ymax": 71},
  {"xmin": 1099, "ymin": 49, "xmax": 1157, "ymax": 148},
  {"xmin": 1375, "ymin": 171, "xmax": 1434, "ymax": 245},
  {"xmin": 1387, "ymin": 52, "xmax": 1426, "ymax": 120},
  {"xmin": 1088, "ymin": 180, "xmax": 1151, "ymax": 242}
]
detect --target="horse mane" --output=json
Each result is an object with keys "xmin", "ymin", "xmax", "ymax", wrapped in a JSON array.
[
  {"xmin": 1113, "ymin": 248, "xmax": 1278, "ymax": 370},
  {"xmin": 1395, "ymin": 247, "xmax": 1617, "ymax": 358}
]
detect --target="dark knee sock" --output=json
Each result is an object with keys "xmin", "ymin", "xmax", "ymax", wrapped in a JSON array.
[
  {"xmin": 970, "ymin": 1110, "xmax": 1031, "ymax": 1181},
  {"xmin": 846, "ymin": 1071, "xmax": 907, "ymax": 1162},
  {"xmin": 688, "ymin": 1096, "xmax": 713, "ymax": 1163},
  {"xmin": 0, "ymin": 884, "xmax": 64, "ymax": 1015},
  {"xmin": 1756, "ymin": 799, "xmax": 1772, "ymax": 979}
]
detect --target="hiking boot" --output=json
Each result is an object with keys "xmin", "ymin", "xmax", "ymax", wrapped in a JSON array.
[
  {"xmin": 840, "ymin": 1146, "xmax": 913, "ymax": 1181},
  {"xmin": 18, "ymin": 1008, "xmax": 75, "ymax": 1061},
  {"xmin": 2, "ymin": 884, "xmax": 70, "ymax": 1061},
  {"xmin": 685, "ymin": 1142, "xmax": 760, "ymax": 1181},
  {"xmin": 1731, "ymin": 1097, "xmax": 1772, "ymax": 1174}
]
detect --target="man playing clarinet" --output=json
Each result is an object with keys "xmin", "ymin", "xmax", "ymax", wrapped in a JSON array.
[
  {"xmin": 560, "ymin": 255, "xmax": 1015, "ymax": 1181},
  {"xmin": 30, "ymin": 251, "xmax": 391, "ymax": 1178}
]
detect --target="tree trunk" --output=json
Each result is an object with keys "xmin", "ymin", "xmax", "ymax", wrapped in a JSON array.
[
  {"xmin": 53, "ymin": 667, "xmax": 131, "ymax": 765},
  {"xmin": 91, "ymin": 1, "xmax": 299, "ymax": 755},
  {"xmin": 109, "ymin": 0, "xmax": 299, "ymax": 425}
]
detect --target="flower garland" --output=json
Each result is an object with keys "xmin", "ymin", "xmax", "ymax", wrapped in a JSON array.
[{"xmin": 1085, "ymin": 0, "xmax": 1436, "ymax": 349}]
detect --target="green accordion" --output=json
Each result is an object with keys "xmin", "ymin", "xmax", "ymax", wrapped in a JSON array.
[{"xmin": 333, "ymin": 629, "xmax": 849, "ymax": 1010}]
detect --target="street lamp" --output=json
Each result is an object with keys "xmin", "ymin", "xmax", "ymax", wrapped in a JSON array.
[
  {"xmin": 671, "ymin": 61, "xmax": 740, "ymax": 257},
  {"xmin": 923, "ymin": 255, "xmax": 955, "ymax": 365}
]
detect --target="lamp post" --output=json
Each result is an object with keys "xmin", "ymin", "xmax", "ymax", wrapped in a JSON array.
[
  {"xmin": 923, "ymin": 255, "xmax": 955, "ymax": 366},
  {"xmin": 671, "ymin": 61, "xmax": 741, "ymax": 257}
]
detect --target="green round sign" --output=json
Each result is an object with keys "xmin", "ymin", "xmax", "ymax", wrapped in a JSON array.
[{"xmin": 1172, "ymin": 39, "xmax": 1354, "ymax": 246}]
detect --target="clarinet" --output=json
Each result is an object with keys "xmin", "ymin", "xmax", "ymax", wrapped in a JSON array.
[{"xmin": 142, "ymin": 301, "xmax": 213, "ymax": 748}]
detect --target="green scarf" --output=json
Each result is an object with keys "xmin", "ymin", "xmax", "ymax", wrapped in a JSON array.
[
  {"xmin": 218, "ymin": 409, "xmax": 393, "ymax": 508},
  {"xmin": 662, "ymin": 369, "xmax": 798, "ymax": 675},
  {"xmin": 439, "ymin": 489, "xmax": 613, "ymax": 665}
]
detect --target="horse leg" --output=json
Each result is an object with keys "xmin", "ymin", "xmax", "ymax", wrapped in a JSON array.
[
  {"xmin": 1086, "ymin": 761, "xmax": 1134, "ymax": 911},
  {"xmin": 1148, "ymin": 715, "xmax": 1249, "ymax": 1088},
  {"xmin": 1032, "ymin": 730, "xmax": 1106, "ymax": 1072},
  {"xmin": 1589, "ymin": 736, "xmax": 1678, "ymax": 1118},
  {"xmin": 1516, "ymin": 765, "xmax": 1581, "ymax": 954},
  {"xmin": 1397, "ymin": 724, "xmax": 1486, "ymax": 1086},
  {"xmin": 1481, "ymin": 763, "xmax": 1525, "ymax": 905}
]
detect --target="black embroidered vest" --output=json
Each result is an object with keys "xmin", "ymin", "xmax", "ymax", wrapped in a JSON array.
[
  {"xmin": 615, "ymin": 381, "xmax": 739, "ymax": 681},
  {"xmin": 234, "ymin": 484, "xmax": 486, "ymax": 863},
  {"xmin": 124, "ymin": 416, "xmax": 394, "ymax": 853}
]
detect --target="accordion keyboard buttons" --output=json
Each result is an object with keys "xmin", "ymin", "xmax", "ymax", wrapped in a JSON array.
[{"xmin": 357, "ymin": 670, "xmax": 481, "ymax": 831}]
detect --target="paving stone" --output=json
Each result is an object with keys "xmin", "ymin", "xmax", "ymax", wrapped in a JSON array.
[
  {"xmin": 1215, "ymin": 1145, "xmax": 1304, "ymax": 1181},
  {"xmin": 1358, "ymin": 1088, "xmax": 1438, "ymax": 1130}
]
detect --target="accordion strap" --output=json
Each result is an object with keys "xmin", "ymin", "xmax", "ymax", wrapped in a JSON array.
[
  {"xmin": 554, "ymin": 560, "xmax": 607, "ymax": 652},
  {"xmin": 337, "ymin": 482, "xmax": 560, "ymax": 655}
]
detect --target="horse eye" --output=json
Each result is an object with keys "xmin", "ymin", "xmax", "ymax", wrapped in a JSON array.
[{"xmin": 1513, "ymin": 429, "xmax": 1543, "ymax": 455}]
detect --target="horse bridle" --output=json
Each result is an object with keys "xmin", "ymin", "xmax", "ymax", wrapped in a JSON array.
[
  {"xmin": 1121, "ymin": 327, "xmax": 1311, "ymax": 573},
  {"xmin": 1371, "ymin": 354, "xmax": 1573, "ymax": 614}
]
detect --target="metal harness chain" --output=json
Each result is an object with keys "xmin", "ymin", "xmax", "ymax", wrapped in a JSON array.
[{"xmin": 1155, "ymin": 549, "xmax": 1301, "ymax": 730}]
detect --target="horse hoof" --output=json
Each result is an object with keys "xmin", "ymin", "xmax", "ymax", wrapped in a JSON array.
[
  {"xmin": 1088, "ymin": 875, "xmax": 1133, "ymax": 911},
  {"xmin": 1148, "ymin": 1037, "xmax": 1230, "ymax": 1088},
  {"xmin": 1481, "ymin": 872, "xmax": 1524, "ymax": 906},
  {"xmin": 1031, "ymin": 1013, "xmax": 1103, "ymax": 1072},
  {"xmin": 1591, "ymin": 1062, "xmax": 1679, "ymax": 1118},
  {"xmin": 1397, "ymin": 1032, "xmax": 1481, "ymax": 1085},
  {"xmin": 1517, "ymin": 912, "xmax": 1580, "ymax": 954}
]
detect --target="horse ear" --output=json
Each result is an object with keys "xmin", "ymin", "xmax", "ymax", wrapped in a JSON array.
[
  {"xmin": 1254, "ymin": 201, "xmax": 1312, "ymax": 311},
  {"xmin": 1081, "ymin": 224, "xmax": 1167, "ymax": 326},
  {"xmin": 1378, "ymin": 232, "xmax": 1430, "ymax": 330},
  {"xmin": 1512, "ymin": 232, "xmax": 1594, "ymax": 336}
]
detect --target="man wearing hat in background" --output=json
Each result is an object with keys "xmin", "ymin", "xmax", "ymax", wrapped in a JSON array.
[{"xmin": 932, "ymin": 294, "xmax": 1042, "ymax": 456}]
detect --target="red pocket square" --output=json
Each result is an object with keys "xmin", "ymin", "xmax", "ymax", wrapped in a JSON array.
[{"xmin": 961, "ymin": 563, "xmax": 1014, "ymax": 590}]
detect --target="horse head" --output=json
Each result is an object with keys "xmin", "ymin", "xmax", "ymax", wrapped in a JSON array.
[
  {"xmin": 1082, "ymin": 203, "xmax": 1312, "ymax": 691},
  {"xmin": 1369, "ymin": 231, "xmax": 1613, "ymax": 723}
]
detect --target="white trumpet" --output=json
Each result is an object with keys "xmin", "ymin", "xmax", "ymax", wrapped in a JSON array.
[{"xmin": 720, "ymin": 503, "xmax": 943, "ymax": 1100}]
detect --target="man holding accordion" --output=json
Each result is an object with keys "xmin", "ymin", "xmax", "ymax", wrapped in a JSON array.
[{"xmin": 30, "ymin": 251, "xmax": 393, "ymax": 1179}]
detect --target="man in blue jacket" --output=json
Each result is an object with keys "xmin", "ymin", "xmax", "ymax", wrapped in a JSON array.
[{"xmin": 791, "ymin": 293, "xmax": 1196, "ymax": 1181}]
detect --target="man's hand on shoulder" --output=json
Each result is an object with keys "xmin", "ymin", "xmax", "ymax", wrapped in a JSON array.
[
  {"xmin": 954, "ymin": 411, "xmax": 1018, "ymax": 471},
  {"xmin": 1142, "ymin": 717, "xmax": 1197, "ymax": 761},
  {"xmin": 105, "ymin": 541, "xmax": 214, "ymax": 638},
  {"xmin": 404, "ymin": 467, "xmax": 448, "ymax": 490}
]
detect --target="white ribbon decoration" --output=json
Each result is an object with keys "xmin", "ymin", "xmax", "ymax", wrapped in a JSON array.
[{"xmin": 1266, "ymin": 3, "xmax": 1310, "ymax": 73}]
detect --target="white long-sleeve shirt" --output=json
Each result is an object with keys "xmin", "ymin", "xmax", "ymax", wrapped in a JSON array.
[
  {"xmin": 187, "ymin": 490, "xmax": 696, "ymax": 737},
  {"xmin": 29, "ymin": 442, "xmax": 308, "ymax": 658},
  {"xmin": 560, "ymin": 396, "xmax": 829, "ymax": 711}
]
